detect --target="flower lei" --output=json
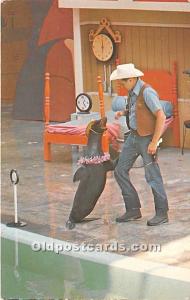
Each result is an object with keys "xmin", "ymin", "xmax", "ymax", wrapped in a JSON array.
[{"xmin": 77, "ymin": 153, "xmax": 110, "ymax": 165}]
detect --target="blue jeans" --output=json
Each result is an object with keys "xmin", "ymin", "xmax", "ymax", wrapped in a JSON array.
[{"xmin": 114, "ymin": 133, "xmax": 168, "ymax": 211}]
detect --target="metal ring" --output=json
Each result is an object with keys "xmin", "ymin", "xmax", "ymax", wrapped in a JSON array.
[{"xmin": 10, "ymin": 169, "xmax": 19, "ymax": 185}]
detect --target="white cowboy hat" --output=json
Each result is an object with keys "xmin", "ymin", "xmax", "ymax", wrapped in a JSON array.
[{"xmin": 110, "ymin": 63, "xmax": 144, "ymax": 81}]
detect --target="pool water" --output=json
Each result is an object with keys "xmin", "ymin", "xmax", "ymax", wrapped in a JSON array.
[
  {"xmin": 1, "ymin": 235, "xmax": 190, "ymax": 300},
  {"xmin": 1, "ymin": 237, "xmax": 126, "ymax": 299}
]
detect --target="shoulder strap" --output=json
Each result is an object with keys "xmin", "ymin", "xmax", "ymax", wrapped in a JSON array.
[{"xmin": 125, "ymin": 94, "xmax": 131, "ymax": 129}]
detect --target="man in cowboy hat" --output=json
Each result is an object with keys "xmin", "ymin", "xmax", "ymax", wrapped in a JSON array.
[{"xmin": 110, "ymin": 63, "xmax": 168, "ymax": 226}]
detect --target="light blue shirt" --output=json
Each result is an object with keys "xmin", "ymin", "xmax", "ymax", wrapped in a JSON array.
[{"xmin": 128, "ymin": 79, "xmax": 162, "ymax": 130}]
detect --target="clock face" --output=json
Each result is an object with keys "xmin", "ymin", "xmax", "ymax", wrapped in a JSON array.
[
  {"xmin": 92, "ymin": 34, "xmax": 114, "ymax": 62},
  {"xmin": 76, "ymin": 93, "xmax": 92, "ymax": 113}
]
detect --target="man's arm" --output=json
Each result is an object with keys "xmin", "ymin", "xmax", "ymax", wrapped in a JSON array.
[
  {"xmin": 143, "ymin": 87, "xmax": 166, "ymax": 155},
  {"xmin": 147, "ymin": 109, "xmax": 166, "ymax": 155},
  {"xmin": 115, "ymin": 108, "xmax": 129, "ymax": 119}
]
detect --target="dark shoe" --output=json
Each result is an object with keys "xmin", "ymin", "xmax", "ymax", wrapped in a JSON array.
[
  {"xmin": 116, "ymin": 209, "xmax": 142, "ymax": 223},
  {"xmin": 147, "ymin": 209, "xmax": 168, "ymax": 226}
]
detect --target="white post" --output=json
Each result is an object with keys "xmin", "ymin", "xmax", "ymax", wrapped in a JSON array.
[
  {"xmin": 73, "ymin": 8, "xmax": 83, "ymax": 97},
  {"xmin": 7, "ymin": 169, "xmax": 26, "ymax": 227},
  {"xmin": 14, "ymin": 184, "xmax": 18, "ymax": 224}
]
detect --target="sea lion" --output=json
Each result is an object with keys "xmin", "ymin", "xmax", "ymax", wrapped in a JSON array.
[{"xmin": 66, "ymin": 117, "xmax": 116, "ymax": 230}]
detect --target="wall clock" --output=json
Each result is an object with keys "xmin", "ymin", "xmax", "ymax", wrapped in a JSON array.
[
  {"xmin": 92, "ymin": 33, "xmax": 114, "ymax": 62},
  {"xmin": 76, "ymin": 93, "xmax": 92, "ymax": 113},
  {"xmin": 89, "ymin": 18, "xmax": 121, "ymax": 62}
]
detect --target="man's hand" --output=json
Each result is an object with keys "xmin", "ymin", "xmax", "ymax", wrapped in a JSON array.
[
  {"xmin": 115, "ymin": 109, "xmax": 129, "ymax": 119},
  {"xmin": 148, "ymin": 109, "xmax": 166, "ymax": 155},
  {"xmin": 115, "ymin": 111, "xmax": 124, "ymax": 119},
  {"xmin": 147, "ymin": 141, "xmax": 157, "ymax": 155}
]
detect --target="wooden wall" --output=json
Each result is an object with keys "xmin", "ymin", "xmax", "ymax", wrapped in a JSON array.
[
  {"xmin": 81, "ymin": 25, "xmax": 190, "ymax": 99},
  {"xmin": 1, "ymin": 0, "xmax": 33, "ymax": 102},
  {"xmin": 80, "ymin": 9, "xmax": 190, "ymax": 147}
]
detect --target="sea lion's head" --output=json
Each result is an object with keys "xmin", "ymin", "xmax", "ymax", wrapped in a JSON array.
[{"xmin": 85, "ymin": 117, "xmax": 107, "ymax": 137}]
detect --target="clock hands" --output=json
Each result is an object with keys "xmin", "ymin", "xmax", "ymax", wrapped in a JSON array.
[
  {"xmin": 81, "ymin": 96, "xmax": 89, "ymax": 109},
  {"xmin": 101, "ymin": 35, "xmax": 104, "ymax": 60},
  {"xmin": 92, "ymin": 34, "xmax": 113, "ymax": 62},
  {"xmin": 83, "ymin": 98, "xmax": 88, "ymax": 108},
  {"xmin": 101, "ymin": 37, "xmax": 104, "ymax": 50}
]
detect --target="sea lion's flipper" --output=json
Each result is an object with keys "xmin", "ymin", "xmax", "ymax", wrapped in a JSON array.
[
  {"xmin": 103, "ymin": 158, "xmax": 119, "ymax": 171},
  {"xmin": 66, "ymin": 219, "xmax": 75, "ymax": 230},
  {"xmin": 103, "ymin": 161, "xmax": 114, "ymax": 171},
  {"xmin": 73, "ymin": 166, "xmax": 88, "ymax": 182}
]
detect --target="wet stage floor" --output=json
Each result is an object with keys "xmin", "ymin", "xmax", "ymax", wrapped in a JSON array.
[{"xmin": 1, "ymin": 104, "xmax": 190, "ymax": 269}]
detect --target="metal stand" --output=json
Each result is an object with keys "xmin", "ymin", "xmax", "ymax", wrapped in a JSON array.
[
  {"xmin": 6, "ymin": 221, "xmax": 27, "ymax": 227},
  {"xmin": 6, "ymin": 169, "xmax": 27, "ymax": 227}
]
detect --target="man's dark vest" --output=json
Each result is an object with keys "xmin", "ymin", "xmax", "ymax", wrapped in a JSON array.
[{"xmin": 127, "ymin": 84, "xmax": 156, "ymax": 136}]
